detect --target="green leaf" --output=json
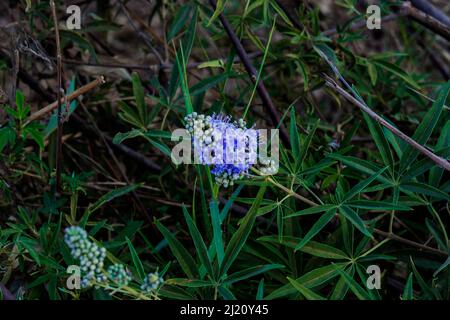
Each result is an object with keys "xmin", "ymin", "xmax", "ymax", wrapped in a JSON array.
[
  {"xmin": 224, "ymin": 264, "xmax": 284, "ymax": 285},
  {"xmin": 256, "ymin": 279, "xmax": 264, "ymax": 300},
  {"xmin": 156, "ymin": 221, "xmax": 198, "ymax": 279},
  {"xmin": 81, "ymin": 184, "xmax": 141, "ymax": 226},
  {"xmin": 167, "ymin": 5, "xmax": 192, "ymax": 41},
  {"xmin": 265, "ymin": 263, "xmax": 345, "ymax": 299},
  {"xmin": 147, "ymin": 138, "xmax": 172, "ymax": 158},
  {"xmin": 0, "ymin": 126, "xmax": 16, "ymax": 152},
  {"xmin": 367, "ymin": 62, "xmax": 377, "ymax": 86},
  {"xmin": 402, "ymin": 273, "xmax": 414, "ymax": 300},
  {"xmin": 269, "ymin": 0, "xmax": 293, "ymax": 26},
  {"xmin": 400, "ymin": 81, "xmax": 450, "ymax": 172},
  {"xmin": 371, "ymin": 59, "xmax": 419, "ymax": 89},
  {"xmin": 294, "ymin": 209, "xmax": 336, "ymax": 251},
  {"xmin": 218, "ymin": 285, "xmax": 237, "ymax": 300},
  {"xmin": 19, "ymin": 237, "xmax": 41, "ymax": 266},
  {"xmin": 24, "ymin": 127, "xmax": 44, "ymax": 149},
  {"xmin": 429, "ymin": 120, "xmax": 450, "ymax": 187},
  {"xmin": 43, "ymin": 78, "xmax": 77, "ymax": 138},
  {"xmin": 189, "ymin": 72, "xmax": 229, "ymax": 96},
  {"xmin": 220, "ymin": 185, "xmax": 244, "ymax": 221},
  {"xmin": 176, "ymin": 43, "xmax": 193, "ymax": 114},
  {"xmin": 410, "ymin": 257, "xmax": 438, "ymax": 299},
  {"xmin": 219, "ymin": 186, "xmax": 266, "ymax": 276},
  {"xmin": 335, "ymin": 266, "xmax": 370, "ymax": 300},
  {"xmin": 298, "ymin": 119, "xmax": 319, "ymax": 171},
  {"xmin": 328, "ymin": 154, "xmax": 392, "ymax": 185},
  {"xmin": 362, "ymin": 113, "xmax": 394, "ymax": 170},
  {"xmin": 210, "ymin": 200, "xmax": 224, "ymax": 265},
  {"xmin": 401, "ymin": 182, "xmax": 450, "ymax": 201},
  {"xmin": 182, "ymin": 206, "xmax": 215, "ymax": 279},
  {"xmin": 342, "ymin": 167, "xmax": 387, "ymax": 202},
  {"xmin": 284, "ymin": 204, "xmax": 337, "ymax": 218},
  {"xmin": 287, "ymin": 277, "xmax": 326, "ymax": 300},
  {"xmin": 259, "ymin": 235, "xmax": 348, "ymax": 259},
  {"xmin": 346, "ymin": 200, "xmax": 411, "ymax": 211},
  {"xmin": 131, "ymin": 72, "xmax": 147, "ymax": 127},
  {"xmin": 112, "ymin": 129, "xmax": 143, "ymax": 144},
  {"xmin": 125, "ymin": 237, "xmax": 145, "ymax": 280},
  {"xmin": 290, "ymin": 108, "xmax": 301, "ymax": 159},
  {"xmin": 207, "ymin": 0, "xmax": 227, "ymax": 26},
  {"xmin": 433, "ymin": 255, "xmax": 450, "ymax": 277},
  {"xmin": 340, "ymin": 206, "xmax": 371, "ymax": 237},
  {"xmin": 165, "ymin": 278, "xmax": 211, "ymax": 288}
]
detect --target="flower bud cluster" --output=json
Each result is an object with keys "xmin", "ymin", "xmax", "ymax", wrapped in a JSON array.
[
  {"xmin": 140, "ymin": 272, "xmax": 164, "ymax": 293},
  {"xmin": 64, "ymin": 226, "xmax": 107, "ymax": 288}
]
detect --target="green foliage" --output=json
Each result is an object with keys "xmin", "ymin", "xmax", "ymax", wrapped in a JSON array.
[{"xmin": 1, "ymin": 0, "xmax": 449, "ymax": 301}]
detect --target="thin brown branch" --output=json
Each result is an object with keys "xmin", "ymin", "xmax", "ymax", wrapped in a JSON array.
[
  {"xmin": 49, "ymin": 0, "xmax": 63, "ymax": 192},
  {"xmin": 404, "ymin": 1, "xmax": 450, "ymax": 41},
  {"xmin": 373, "ymin": 228, "xmax": 447, "ymax": 257},
  {"xmin": 324, "ymin": 75, "xmax": 450, "ymax": 171},
  {"xmin": 23, "ymin": 76, "xmax": 105, "ymax": 126},
  {"xmin": 410, "ymin": 0, "xmax": 450, "ymax": 27}
]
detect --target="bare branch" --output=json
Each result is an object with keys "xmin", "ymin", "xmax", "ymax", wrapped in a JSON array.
[
  {"xmin": 24, "ymin": 76, "xmax": 105, "ymax": 126},
  {"xmin": 324, "ymin": 75, "xmax": 450, "ymax": 171}
]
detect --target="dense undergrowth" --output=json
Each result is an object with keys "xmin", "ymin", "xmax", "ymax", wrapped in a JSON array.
[{"xmin": 0, "ymin": 0, "xmax": 449, "ymax": 300}]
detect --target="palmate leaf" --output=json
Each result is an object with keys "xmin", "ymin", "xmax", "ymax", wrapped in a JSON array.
[
  {"xmin": 400, "ymin": 81, "xmax": 450, "ymax": 172},
  {"xmin": 294, "ymin": 209, "xmax": 336, "ymax": 251},
  {"xmin": 265, "ymin": 263, "xmax": 346, "ymax": 300},
  {"xmin": 328, "ymin": 154, "xmax": 392, "ymax": 185},
  {"xmin": 335, "ymin": 265, "xmax": 371, "ymax": 300},
  {"xmin": 156, "ymin": 221, "xmax": 198, "ymax": 279},
  {"xmin": 258, "ymin": 235, "xmax": 349, "ymax": 260},
  {"xmin": 342, "ymin": 167, "xmax": 387, "ymax": 202},
  {"xmin": 340, "ymin": 206, "xmax": 371, "ymax": 237},
  {"xmin": 330, "ymin": 265, "xmax": 354, "ymax": 300}
]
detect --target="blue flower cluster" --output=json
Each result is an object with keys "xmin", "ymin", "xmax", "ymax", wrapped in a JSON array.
[
  {"xmin": 107, "ymin": 264, "xmax": 132, "ymax": 287},
  {"xmin": 64, "ymin": 226, "xmax": 107, "ymax": 288},
  {"xmin": 184, "ymin": 112, "xmax": 258, "ymax": 187},
  {"xmin": 140, "ymin": 272, "xmax": 164, "ymax": 293}
]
